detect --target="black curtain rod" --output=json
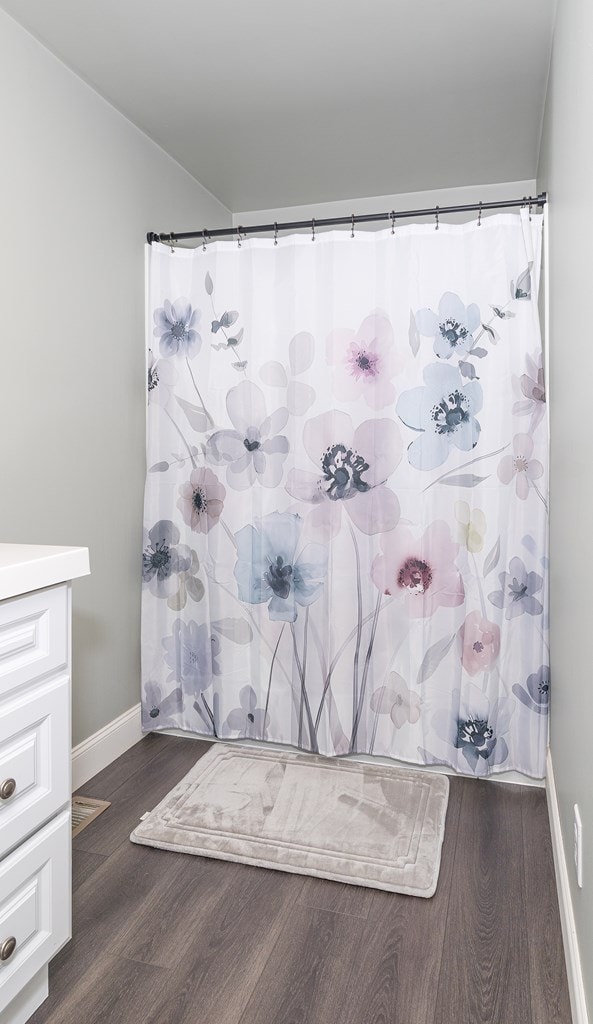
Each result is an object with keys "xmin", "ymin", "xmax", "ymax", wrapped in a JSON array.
[{"xmin": 146, "ymin": 192, "xmax": 547, "ymax": 245}]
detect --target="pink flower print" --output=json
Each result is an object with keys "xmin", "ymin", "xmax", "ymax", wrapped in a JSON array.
[
  {"xmin": 177, "ymin": 467, "xmax": 225, "ymax": 533},
  {"xmin": 286, "ymin": 410, "xmax": 401, "ymax": 538},
  {"xmin": 326, "ymin": 313, "xmax": 400, "ymax": 410},
  {"xmin": 498, "ymin": 434, "xmax": 544, "ymax": 500},
  {"xmin": 370, "ymin": 674, "xmax": 422, "ymax": 729},
  {"xmin": 371, "ymin": 520, "xmax": 464, "ymax": 617},
  {"xmin": 512, "ymin": 353, "xmax": 546, "ymax": 434},
  {"xmin": 458, "ymin": 611, "xmax": 501, "ymax": 676}
]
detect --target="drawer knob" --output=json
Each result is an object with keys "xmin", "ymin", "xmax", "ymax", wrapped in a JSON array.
[
  {"xmin": 0, "ymin": 937, "xmax": 16, "ymax": 963},
  {"xmin": 0, "ymin": 778, "xmax": 16, "ymax": 801}
]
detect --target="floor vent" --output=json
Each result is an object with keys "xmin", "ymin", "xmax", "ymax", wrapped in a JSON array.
[{"xmin": 71, "ymin": 796, "xmax": 111, "ymax": 838}]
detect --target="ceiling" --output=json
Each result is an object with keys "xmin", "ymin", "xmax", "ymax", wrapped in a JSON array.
[{"xmin": 1, "ymin": 0, "xmax": 556, "ymax": 212}]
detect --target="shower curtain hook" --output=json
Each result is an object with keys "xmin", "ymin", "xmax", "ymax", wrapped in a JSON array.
[
  {"xmin": 274, "ymin": 222, "xmax": 278, "ymax": 246},
  {"xmin": 169, "ymin": 232, "xmax": 175, "ymax": 254},
  {"xmin": 435, "ymin": 206, "xmax": 439, "ymax": 231},
  {"xmin": 477, "ymin": 202, "xmax": 482, "ymax": 227},
  {"xmin": 390, "ymin": 210, "xmax": 396, "ymax": 234},
  {"xmin": 202, "ymin": 229, "xmax": 207, "ymax": 252},
  {"xmin": 311, "ymin": 218, "xmax": 316, "ymax": 242},
  {"xmin": 528, "ymin": 199, "xmax": 533, "ymax": 221},
  {"xmin": 351, "ymin": 214, "xmax": 355, "ymax": 239},
  {"xmin": 237, "ymin": 226, "xmax": 242, "ymax": 249}
]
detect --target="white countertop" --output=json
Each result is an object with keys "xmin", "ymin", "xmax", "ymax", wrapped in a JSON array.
[{"xmin": 0, "ymin": 544, "xmax": 90, "ymax": 601}]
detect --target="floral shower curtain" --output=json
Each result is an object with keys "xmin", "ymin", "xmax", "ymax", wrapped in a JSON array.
[{"xmin": 142, "ymin": 211, "xmax": 548, "ymax": 778}]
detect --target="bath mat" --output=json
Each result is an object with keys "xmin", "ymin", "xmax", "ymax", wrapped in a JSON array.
[
  {"xmin": 71, "ymin": 796, "xmax": 111, "ymax": 837},
  {"xmin": 130, "ymin": 744, "xmax": 449, "ymax": 897}
]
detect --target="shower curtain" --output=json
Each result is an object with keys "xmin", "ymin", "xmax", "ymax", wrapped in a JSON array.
[{"xmin": 142, "ymin": 210, "xmax": 548, "ymax": 778}]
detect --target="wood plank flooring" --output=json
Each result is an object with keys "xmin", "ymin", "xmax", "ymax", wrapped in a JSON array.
[{"xmin": 29, "ymin": 735, "xmax": 572, "ymax": 1024}]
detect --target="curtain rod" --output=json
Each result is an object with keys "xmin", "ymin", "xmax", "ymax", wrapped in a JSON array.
[{"xmin": 146, "ymin": 192, "xmax": 547, "ymax": 245}]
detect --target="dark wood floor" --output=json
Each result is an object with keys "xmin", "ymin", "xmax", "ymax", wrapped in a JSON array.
[{"xmin": 29, "ymin": 734, "xmax": 572, "ymax": 1024}]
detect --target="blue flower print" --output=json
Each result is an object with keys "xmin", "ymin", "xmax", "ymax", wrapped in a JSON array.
[
  {"xmin": 512, "ymin": 665, "xmax": 549, "ymax": 715},
  {"xmin": 153, "ymin": 297, "xmax": 201, "ymax": 358},
  {"xmin": 234, "ymin": 511, "xmax": 328, "ymax": 622},
  {"xmin": 415, "ymin": 292, "xmax": 481, "ymax": 359},
  {"xmin": 396, "ymin": 362, "xmax": 483, "ymax": 471},
  {"xmin": 488, "ymin": 557, "xmax": 543, "ymax": 619},
  {"xmin": 162, "ymin": 619, "xmax": 221, "ymax": 692},
  {"xmin": 430, "ymin": 685, "xmax": 512, "ymax": 774}
]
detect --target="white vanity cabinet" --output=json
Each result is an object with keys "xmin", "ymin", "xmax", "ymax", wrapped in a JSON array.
[{"xmin": 0, "ymin": 545, "xmax": 90, "ymax": 1024}]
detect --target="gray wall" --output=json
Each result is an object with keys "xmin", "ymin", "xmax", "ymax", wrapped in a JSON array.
[
  {"xmin": 538, "ymin": 0, "xmax": 593, "ymax": 1009},
  {"xmin": 0, "ymin": 10, "xmax": 231, "ymax": 746}
]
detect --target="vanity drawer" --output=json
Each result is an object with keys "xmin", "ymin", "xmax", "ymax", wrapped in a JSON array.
[
  {"xmin": 0, "ymin": 810, "xmax": 70, "ymax": 1015},
  {"xmin": 0, "ymin": 675, "xmax": 69, "ymax": 858},
  {"xmin": 0, "ymin": 586, "xmax": 68, "ymax": 701}
]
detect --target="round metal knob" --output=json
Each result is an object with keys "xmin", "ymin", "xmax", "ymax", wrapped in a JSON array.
[
  {"xmin": 0, "ymin": 779, "xmax": 16, "ymax": 801},
  {"xmin": 0, "ymin": 937, "xmax": 16, "ymax": 963}
]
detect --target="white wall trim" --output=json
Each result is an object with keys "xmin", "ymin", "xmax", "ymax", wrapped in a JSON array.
[
  {"xmin": 71, "ymin": 703, "xmax": 143, "ymax": 791},
  {"xmin": 546, "ymin": 749, "xmax": 589, "ymax": 1024}
]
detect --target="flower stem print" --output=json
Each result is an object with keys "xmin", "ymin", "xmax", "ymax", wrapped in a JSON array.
[
  {"xmin": 350, "ymin": 591, "xmax": 382, "ymax": 751},
  {"xmin": 220, "ymin": 517, "xmax": 238, "ymax": 550},
  {"xmin": 308, "ymin": 619, "xmax": 349, "ymax": 753},
  {"xmin": 163, "ymin": 408, "xmax": 197, "ymax": 468},
  {"xmin": 314, "ymin": 597, "xmax": 394, "ymax": 733},
  {"xmin": 290, "ymin": 621, "xmax": 318, "ymax": 752},
  {"xmin": 263, "ymin": 625, "xmax": 285, "ymax": 739},
  {"xmin": 206, "ymin": 570, "xmax": 300, "ymax": 721},
  {"xmin": 423, "ymin": 443, "xmax": 510, "ymax": 492},
  {"xmin": 205, "ymin": 271, "xmax": 247, "ymax": 375},
  {"xmin": 531, "ymin": 478, "xmax": 549, "ymax": 513},
  {"xmin": 200, "ymin": 693, "xmax": 218, "ymax": 737},
  {"xmin": 368, "ymin": 634, "xmax": 407, "ymax": 753},
  {"xmin": 348, "ymin": 521, "xmax": 363, "ymax": 726},
  {"xmin": 185, "ymin": 357, "xmax": 215, "ymax": 426},
  {"xmin": 297, "ymin": 608, "xmax": 310, "ymax": 747},
  {"xmin": 472, "ymin": 554, "xmax": 488, "ymax": 618},
  {"xmin": 467, "ymin": 561, "xmax": 493, "ymax": 696}
]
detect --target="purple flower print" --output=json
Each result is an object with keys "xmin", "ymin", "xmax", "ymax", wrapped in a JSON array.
[
  {"xmin": 222, "ymin": 685, "xmax": 270, "ymax": 738},
  {"xmin": 153, "ymin": 297, "xmax": 201, "ymax": 358},
  {"xmin": 498, "ymin": 433, "xmax": 544, "ymax": 499},
  {"xmin": 415, "ymin": 292, "xmax": 481, "ymax": 360},
  {"xmin": 326, "ymin": 313, "xmax": 400, "ymax": 410},
  {"xmin": 206, "ymin": 381, "xmax": 289, "ymax": 490},
  {"xmin": 512, "ymin": 666, "xmax": 550, "ymax": 715},
  {"xmin": 286, "ymin": 410, "xmax": 401, "ymax": 538},
  {"xmin": 162, "ymin": 619, "xmax": 221, "ymax": 693},
  {"xmin": 142, "ymin": 680, "xmax": 183, "ymax": 730},
  {"xmin": 488, "ymin": 556, "xmax": 544, "ymax": 619},
  {"xmin": 142, "ymin": 520, "xmax": 191, "ymax": 599}
]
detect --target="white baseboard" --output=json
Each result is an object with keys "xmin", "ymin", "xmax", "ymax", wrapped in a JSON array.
[
  {"xmin": 546, "ymin": 749, "xmax": 589, "ymax": 1024},
  {"xmin": 71, "ymin": 703, "xmax": 143, "ymax": 791}
]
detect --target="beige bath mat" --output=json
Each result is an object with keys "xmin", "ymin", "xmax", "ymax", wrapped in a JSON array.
[{"xmin": 130, "ymin": 744, "xmax": 449, "ymax": 897}]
